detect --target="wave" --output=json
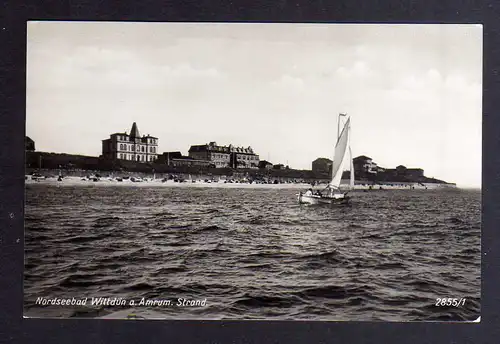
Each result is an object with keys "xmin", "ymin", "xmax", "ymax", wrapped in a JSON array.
[
  {"xmin": 233, "ymin": 294, "xmax": 298, "ymax": 308},
  {"xmin": 196, "ymin": 225, "xmax": 225, "ymax": 232},
  {"xmin": 294, "ymin": 284, "xmax": 374, "ymax": 300},
  {"xmin": 92, "ymin": 216, "xmax": 121, "ymax": 228},
  {"xmin": 54, "ymin": 234, "xmax": 105, "ymax": 243}
]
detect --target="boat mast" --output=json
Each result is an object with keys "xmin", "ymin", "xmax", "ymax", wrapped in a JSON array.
[{"xmin": 338, "ymin": 113, "xmax": 347, "ymax": 143}]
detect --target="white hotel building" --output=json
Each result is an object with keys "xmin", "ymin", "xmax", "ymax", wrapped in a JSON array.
[{"xmin": 101, "ymin": 122, "xmax": 158, "ymax": 162}]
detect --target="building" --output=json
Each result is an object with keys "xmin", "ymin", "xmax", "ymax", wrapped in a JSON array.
[
  {"xmin": 102, "ymin": 122, "xmax": 158, "ymax": 162},
  {"xmin": 375, "ymin": 164, "xmax": 425, "ymax": 182},
  {"xmin": 158, "ymin": 151, "xmax": 210, "ymax": 167},
  {"xmin": 188, "ymin": 142, "xmax": 259, "ymax": 169},
  {"xmin": 312, "ymin": 158, "xmax": 332, "ymax": 175},
  {"xmin": 25, "ymin": 136, "xmax": 35, "ymax": 151},
  {"xmin": 353, "ymin": 155, "xmax": 378, "ymax": 176},
  {"xmin": 395, "ymin": 165, "xmax": 424, "ymax": 178},
  {"xmin": 396, "ymin": 165, "xmax": 407, "ymax": 176},
  {"xmin": 228, "ymin": 144, "xmax": 259, "ymax": 169},
  {"xmin": 407, "ymin": 168, "xmax": 424, "ymax": 178},
  {"xmin": 258, "ymin": 160, "xmax": 273, "ymax": 169},
  {"xmin": 188, "ymin": 142, "xmax": 230, "ymax": 167}
]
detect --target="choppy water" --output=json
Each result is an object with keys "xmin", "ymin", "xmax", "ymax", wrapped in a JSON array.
[{"xmin": 24, "ymin": 185, "xmax": 481, "ymax": 321}]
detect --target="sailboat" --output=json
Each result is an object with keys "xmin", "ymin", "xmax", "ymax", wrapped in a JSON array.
[{"xmin": 297, "ymin": 113, "xmax": 355, "ymax": 205}]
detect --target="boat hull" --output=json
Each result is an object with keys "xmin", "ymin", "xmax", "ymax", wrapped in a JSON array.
[{"xmin": 297, "ymin": 193, "xmax": 350, "ymax": 205}]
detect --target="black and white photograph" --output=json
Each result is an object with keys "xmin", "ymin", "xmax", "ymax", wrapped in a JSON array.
[{"xmin": 24, "ymin": 22, "xmax": 481, "ymax": 321}]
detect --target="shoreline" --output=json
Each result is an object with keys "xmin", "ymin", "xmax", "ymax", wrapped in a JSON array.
[{"xmin": 25, "ymin": 175, "xmax": 457, "ymax": 190}]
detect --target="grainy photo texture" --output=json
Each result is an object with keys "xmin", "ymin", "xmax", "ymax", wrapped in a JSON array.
[{"xmin": 24, "ymin": 22, "xmax": 481, "ymax": 321}]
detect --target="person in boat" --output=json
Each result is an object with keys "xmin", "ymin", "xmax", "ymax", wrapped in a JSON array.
[{"xmin": 304, "ymin": 188, "xmax": 313, "ymax": 196}]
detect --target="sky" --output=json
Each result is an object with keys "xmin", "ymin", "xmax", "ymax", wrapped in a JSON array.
[{"xmin": 26, "ymin": 22, "xmax": 482, "ymax": 188}]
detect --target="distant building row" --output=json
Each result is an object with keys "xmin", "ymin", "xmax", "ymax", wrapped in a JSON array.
[
  {"xmin": 187, "ymin": 141, "xmax": 260, "ymax": 168},
  {"xmin": 101, "ymin": 123, "xmax": 291, "ymax": 169},
  {"xmin": 312, "ymin": 155, "xmax": 424, "ymax": 179}
]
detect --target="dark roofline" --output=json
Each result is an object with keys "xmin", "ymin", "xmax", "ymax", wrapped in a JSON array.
[
  {"xmin": 189, "ymin": 144, "xmax": 231, "ymax": 153},
  {"xmin": 189, "ymin": 144, "xmax": 208, "ymax": 150},
  {"xmin": 233, "ymin": 151, "xmax": 258, "ymax": 155},
  {"xmin": 354, "ymin": 155, "xmax": 372, "ymax": 161},
  {"xmin": 189, "ymin": 143, "xmax": 257, "ymax": 154}
]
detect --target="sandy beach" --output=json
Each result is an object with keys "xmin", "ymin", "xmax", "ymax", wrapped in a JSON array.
[
  {"xmin": 26, "ymin": 175, "xmax": 318, "ymax": 189},
  {"xmin": 25, "ymin": 175, "xmax": 452, "ymax": 190}
]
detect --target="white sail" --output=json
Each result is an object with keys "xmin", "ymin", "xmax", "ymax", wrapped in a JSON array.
[{"xmin": 329, "ymin": 117, "xmax": 350, "ymax": 189}]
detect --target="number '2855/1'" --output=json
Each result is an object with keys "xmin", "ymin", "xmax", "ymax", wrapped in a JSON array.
[{"xmin": 435, "ymin": 298, "xmax": 466, "ymax": 307}]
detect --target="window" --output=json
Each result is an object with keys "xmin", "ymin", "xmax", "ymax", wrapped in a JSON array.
[{"xmin": 141, "ymin": 146, "xmax": 145, "ymax": 152}]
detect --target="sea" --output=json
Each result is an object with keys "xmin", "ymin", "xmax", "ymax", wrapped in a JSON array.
[{"xmin": 24, "ymin": 184, "xmax": 481, "ymax": 321}]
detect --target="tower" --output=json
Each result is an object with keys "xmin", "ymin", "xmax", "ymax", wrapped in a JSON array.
[{"xmin": 130, "ymin": 122, "xmax": 140, "ymax": 141}]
